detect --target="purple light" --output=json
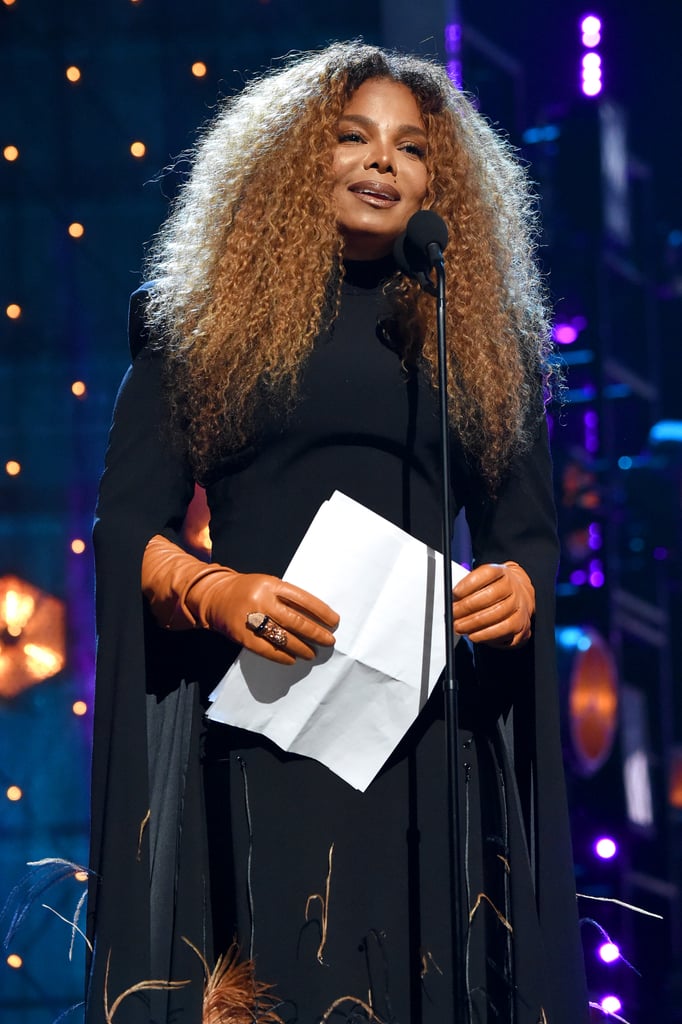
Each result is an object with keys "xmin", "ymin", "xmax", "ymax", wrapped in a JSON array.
[
  {"xmin": 653, "ymin": 546, "xmax": 668, "ymax": 561},
  {"xmin": 581, "ymin": 15, "xmax": 602, "ymax": 47},
  {"xmin": 446, "ymin": 59, "xmax": 462, "ymax": 88},
  {"xmin": 445, "ymin": 22, "xmax": 462, "ymax": 86},
  {"xmin": 583, "ymin": 80, "xmax": 602, "ymax": 98},
  {"xmin": 444, "ymin": 22, "xmax": 461, "ymax": 49},
  {"xmin": 599, "ymin": 942, "xmax": 620, "ymax": 964},
  {"xmin": 553, "ymin": 322, "xmax": 579, "ymax": 345},
  {"xmin": 583, "ymin": 409, "xmax": 599, "ymax": 453},
  {"xmin": 570, "ymin": 569, "xmax": 587, "ymax": 586},
  {"xmin": 588, "ymin": 523, "xmax": 602, "ymax": 551},
  {"xmin": 582, "ymin": 52, "xmax": 603, "ymax": 96},
  {"xmin": 595, "ymin": 836, "xmax": 617, "ymax": 859},
  {"xmin": 589, "ymin": 559, "xmax": 604, "ymax": 587},
  {"xmin": 601, "ymin": 995, "xmax": 622, "ymax": 1015}
]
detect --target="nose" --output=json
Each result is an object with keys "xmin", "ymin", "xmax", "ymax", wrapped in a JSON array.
[{"xmin": 363, "ymin": 141, "xmax": 395, "ymax": 176}]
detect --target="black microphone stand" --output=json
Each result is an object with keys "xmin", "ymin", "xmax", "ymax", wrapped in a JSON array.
[
  {"xmin": 395, "ymin": 213, "xmax": 468, "ymax": 1020},
  {"xmin": 430, "ymin": 247, "xmax": 468, "ymax": 1022}
]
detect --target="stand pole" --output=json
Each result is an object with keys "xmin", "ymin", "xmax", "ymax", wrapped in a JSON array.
[{"xmin": 433, "ymin": 255, "xmax": 467, "ymax": 1020}]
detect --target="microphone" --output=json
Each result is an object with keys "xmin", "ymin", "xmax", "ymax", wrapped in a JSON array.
[{"xmin": 393, "ymin": 210, "xmax": 448, "ymax": 290}]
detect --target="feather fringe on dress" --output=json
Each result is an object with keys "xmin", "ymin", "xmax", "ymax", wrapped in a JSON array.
[{"xmin": 190, "ymin": 941, "xmax": 283, "ymax": 1024}]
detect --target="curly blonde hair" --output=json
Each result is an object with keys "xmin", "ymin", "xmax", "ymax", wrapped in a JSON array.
[{"xmin": 144, "ymin": 41, "xmax": 553, "ymax": 492}]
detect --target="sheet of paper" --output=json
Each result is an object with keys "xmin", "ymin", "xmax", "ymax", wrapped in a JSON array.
[{"xmin": 207, "ymin": 491, "xmax": 468, "ymax": 791}]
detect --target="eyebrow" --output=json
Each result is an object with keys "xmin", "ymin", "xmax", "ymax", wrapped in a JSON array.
[{"xmin": 337, "ymin": 113, "xmax": 428, "ymax": 140}]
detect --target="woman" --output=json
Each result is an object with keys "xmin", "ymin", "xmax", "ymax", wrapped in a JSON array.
[{"xmin": 87, "ymin": 42, "xmax": 588, "ymax": 1024}]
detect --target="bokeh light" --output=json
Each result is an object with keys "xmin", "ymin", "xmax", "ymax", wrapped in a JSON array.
[
  {"xmin": 65, "ymin": 65, "xmax": 82, "ymax": 83},
  {"xmin": 7, "ymin": 785, "xmax": 23, "ymax": 802},
  {"xmin": 3, "ymin": 145, "xmax": 19, "ymax": 161},
  {"xmin": 553, "ymin": 323, "xmax": 579, "ymax": 345},
  {"xmin": 191, "ymin": 61, "xmax": 207, "ymax": 78},
  {"xmin": 130, "ymin": 140, "xmax": 146, "ymax": 158},
  {"xmin": 601, "ymin": 995, "xmax": 623, "ymax": 1015},
  {"xmin": 582, "ymin": 51, "xmax": 603, "ymax": 96},
  {"xmin": 71, "ymin": 380, "xmax": 87, "ymax": 397},
  {"xmin": 599, "ymin": 942, "xmax": 620, "ymax": 964},
  {"xmin": 581, "ymin": 15, "xmax": 602, "ymax": 47},
  {"xmin": 5, "ymin": 461, "xmax": 21, "ymax": 476},
  {"xmin": 68, "ymin": 222, "xmax": 85, "ymax": 239},
  {"xmin": 71, "ymin": 538, "xmax": 86, "ymax": 554},
  {"xmin": 7, "ymin": 953, "xmax": 23, "ymax": 969},
  {"xmin": 72, "ymin": 700, "xmax": 88, "ymax": 716},
  {"xmin": 6, "ymin": 303, "xmax": 22, "ymax": 319},
  {"xmin": 595, "ymin": 836, "xmax": 618, "ymax": 859}
]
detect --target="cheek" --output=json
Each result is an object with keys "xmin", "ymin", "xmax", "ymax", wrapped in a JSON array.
[
  {"xmin": 331, "ymin": 149, "xmax": 352, "ymax": 186},
  {"xmin": 413, "ymin": 168, "xmax": 429, "ymax": 205}
]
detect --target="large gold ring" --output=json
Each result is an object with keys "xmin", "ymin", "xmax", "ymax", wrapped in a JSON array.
[{"xmin": 246, "ymin": 612, "xmax": 288, "ymax": 649}]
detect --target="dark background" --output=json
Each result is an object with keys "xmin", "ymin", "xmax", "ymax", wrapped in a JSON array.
[{"xmin": 1, "ymin": 1, "xmax": 680, "ymax": 1021}]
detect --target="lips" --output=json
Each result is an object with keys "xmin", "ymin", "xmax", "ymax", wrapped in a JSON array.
[{"xmin": 348, "ymin": 179, "xmax": 400, "ymax": 204}]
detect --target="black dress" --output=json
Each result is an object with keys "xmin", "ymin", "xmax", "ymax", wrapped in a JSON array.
[{"xmin": 86, "ymin": 260, "xmax": 589, "ymax": 1024}]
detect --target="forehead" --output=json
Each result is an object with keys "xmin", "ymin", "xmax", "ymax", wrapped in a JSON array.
[{"xmin": 340, "ymin": 78, "xmax": 425, "ymax": 126}]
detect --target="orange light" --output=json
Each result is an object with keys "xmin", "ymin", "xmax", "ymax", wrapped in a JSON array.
[
  {"xmin": 669, "ymin": 748, "xmax": 682, "ymax": 809},
  {"xmin": 71, "ymin": 538, "xmax": 86, "ymax": 554},
  {"xmin": 2, "ymin": 0, "xmax": 18, "ymax": 7},
  {"xmin": 7, "ymin": 954, "xmax": 22, "ymax": 969},
  {"xmin": 71, "ymin": 380, "xmax": 87, "ymax": 397},
  {"xmin": 6, "ymin": 304, "xmax": 21, "ymax": 320},
  {"xmin": 68, "ymin": 222, "xmax": 85, "ymax": 239},
  {"xmin": 558, "ymin": 627, "xmax": 619, "ymax": 776},
  {"xmin": 3, "ymin": 145, "xmax": 19, "ymax": 162},
  {"xmin": 66, "ymin": 66, "xmax": 82, "ymax": 83},
  {"xmin": 7, "ymin": 786, "xmax": 22, "ymax": 802},
  {"xmin": 74, "ymin": 869, "xmax": 89, "ymax": 882},
  {"xmin": 191, "ymin": 61, "xmax": 207, "ymax": 78},
  {"xmin": 130, "ymin": 140, "xmax": 146, "ymax": 158},
  {"xmin": 72, "ymin": 700, "xmax": 88, "ymax": 716},
  {"xmin": 5, "ymin": 461, "xmax": 21, "ymax": 476},
  {"xmin": 0, "ymin": 576, "xmax": 67, "ymax": 698}
]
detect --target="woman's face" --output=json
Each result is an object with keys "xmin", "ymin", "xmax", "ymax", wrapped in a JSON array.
[{"xmin": 332, "ymin": 78, "xmax": 429, "ymax": 260}]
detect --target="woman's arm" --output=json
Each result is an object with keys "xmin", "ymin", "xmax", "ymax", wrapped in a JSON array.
[{"xmin": 455, "ymin": 411, "xmax": 559, "ymax": 649}]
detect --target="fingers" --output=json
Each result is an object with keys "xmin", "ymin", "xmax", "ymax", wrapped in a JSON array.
[
  {"xmin": 452, "ymin": 562, "xmax": 508, "ymax": 602},
  {"xmin": 452, "ymin": 563, "xmax": 533, "ymax": 648},
  {"xmin": 274, "ymin": 581, "xmax": 341, "ymax": 631},
  {"xmin": 238, "ymin": 577, "xmax": 340, "ymax": 664},
  {"xmin": 270, "ymin": 580, "xmax": 340, "ymax": 651}
]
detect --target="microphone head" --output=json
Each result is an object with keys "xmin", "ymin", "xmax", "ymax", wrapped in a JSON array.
[
  {"xmin": 406, "ymin": 209, "xmax": 449, "ymax": 254},
  {"xmin": 393, "ymin": 209, "xmax": 448, "ymax": 278}
]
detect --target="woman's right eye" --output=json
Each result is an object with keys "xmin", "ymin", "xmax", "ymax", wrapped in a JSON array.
[{"xmin": 338, "ymin": 131, "xmax": 365, "ymax": 143}]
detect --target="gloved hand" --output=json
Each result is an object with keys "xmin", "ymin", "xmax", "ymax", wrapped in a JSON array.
[
  {"xmin": 451, "ymin": 561, "xmax": 535, "ymax": 649},
  {"xmin": 142, "ymin": 534, "xmax": 339, "ymax": 666}
]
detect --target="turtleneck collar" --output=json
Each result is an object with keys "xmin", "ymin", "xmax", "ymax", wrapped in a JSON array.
[{"xmin": 341, "ymin": 252, "xmax": 398, "ymax": 292}]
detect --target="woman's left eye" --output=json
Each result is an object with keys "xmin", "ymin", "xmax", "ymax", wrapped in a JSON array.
[
  {"xmin": 401, "ymin": 142, "xmax": 426, "ymax": 158},
  {"xmin": 338, "ymin": 131, "xmax": 365, "ymax": 143}
]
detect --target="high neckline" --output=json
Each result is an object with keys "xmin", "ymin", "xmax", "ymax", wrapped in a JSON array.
[{"xmin": 342, "ymin": 253, "xmax": 398, "ymax": 292}]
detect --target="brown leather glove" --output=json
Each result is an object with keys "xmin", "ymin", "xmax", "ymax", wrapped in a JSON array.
[
  {"xmin": 141, "ymin": 534, "xmax": 340, "ymax": 665},
  {"xmin": 451, "ymin": 561, "xmax": 535, "ymax": 649}
]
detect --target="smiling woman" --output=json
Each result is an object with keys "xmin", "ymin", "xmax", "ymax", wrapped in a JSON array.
[
  {"xmin": 87, "ymin": 41, "xmax": 589, "ymax": 1024},
  {"xmin": 332, "ymin": 78, "xmax": 428, "ymax": 259}
]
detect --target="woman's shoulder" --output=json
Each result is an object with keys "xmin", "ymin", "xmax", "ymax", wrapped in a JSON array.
[{"xmin": 128, "ymin": 281, "xmax": 158, "ymax": 360}]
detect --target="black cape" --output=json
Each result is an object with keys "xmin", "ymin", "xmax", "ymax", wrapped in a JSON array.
[{"xmin": 86, "ymin": 267, "xmax": 588, "ymax": 1023}]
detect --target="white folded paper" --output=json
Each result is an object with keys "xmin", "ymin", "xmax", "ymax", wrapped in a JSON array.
[{"xmin": 207, "ymin": 491, "xmax": 468, "ymax": 791}]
